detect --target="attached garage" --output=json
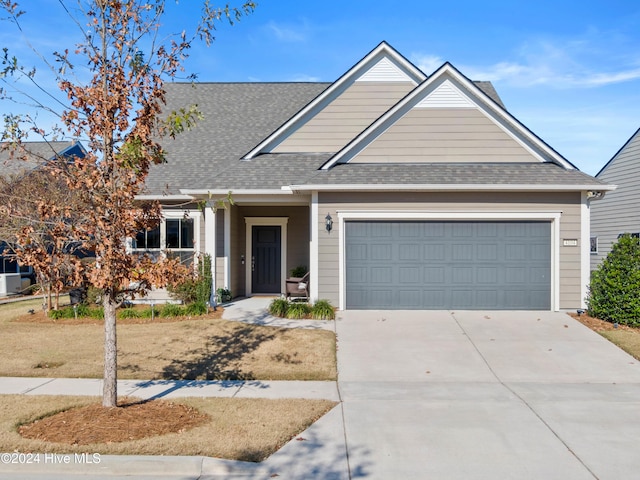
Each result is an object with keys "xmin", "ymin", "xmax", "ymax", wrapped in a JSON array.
[{"xmin": 345, "ymin": 221, "xmax": 551, "ymax": 310}]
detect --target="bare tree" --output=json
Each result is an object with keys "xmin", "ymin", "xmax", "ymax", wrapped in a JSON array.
[{"xmin": 0, "ymin": 0, "xmax": 254, "ymax": 407}]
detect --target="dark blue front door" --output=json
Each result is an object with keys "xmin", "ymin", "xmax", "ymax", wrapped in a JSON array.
[{"xmin": 252, "ymin": 225, "xmax": 281, "ymax": 293}]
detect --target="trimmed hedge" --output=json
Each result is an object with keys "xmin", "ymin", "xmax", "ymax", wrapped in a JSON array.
[{"xmin": 588, "ymin": 233, "xmax": 640, "ymax": 325}]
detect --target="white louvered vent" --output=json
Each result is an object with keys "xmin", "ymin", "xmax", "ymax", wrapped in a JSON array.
[
  {"xmin": 357, "ymin": 57, "xmax": 413, "ymax": 82},
  {"xmin": 416, "ymin": 79, "xmax": 474, "ymax": 108}
]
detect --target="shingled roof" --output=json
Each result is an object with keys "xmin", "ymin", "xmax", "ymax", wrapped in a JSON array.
[
  {"xmin": 0, "ymin": 141, "xmax": 74, "ymax": 178},
  {"xmin": 145, "ymin": 82, "xmax": 330, "ymax": 195},
  {"xmin": 146, "ymin": 76, "xmax": 607, "ymax": 195}
]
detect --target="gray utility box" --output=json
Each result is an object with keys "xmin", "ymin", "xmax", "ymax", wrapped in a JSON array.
[{"xmin": 0, "ymin": 273, "xmax": 22, "ymax": 296}]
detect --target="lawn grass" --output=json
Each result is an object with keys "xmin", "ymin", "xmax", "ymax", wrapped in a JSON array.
[
  {"xmin": 571, "ymin": 312, "xmax": 640, "ymax": 361},
  {"xmin": 0, "ymin": 300, "xmax": 337, "ymax": 381},
  {"xmin": 599, "ymin": 330, "xmax": 640, "ymax": 361},
  {"xmin": 0, "ymin": 394, "xmax": 337, "ymax": 461}
]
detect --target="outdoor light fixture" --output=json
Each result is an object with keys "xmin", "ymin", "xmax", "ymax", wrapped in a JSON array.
[{"xmin": 325, "ymin": 213, "xmax": 333, "ymax": 233}]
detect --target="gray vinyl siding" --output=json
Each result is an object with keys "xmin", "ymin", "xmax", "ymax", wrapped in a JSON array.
[
  {"xmin": 591, "ymin": 130, "xmax": 640, "ymax": 270},
  {"xmin": 273, "ymin": 82, "xmax": 414, "ymax": 153},
  {"xmin": 317, "ymin": 191, "xmax": 583, "ymax": 310},
  {"xmin": 229, "ymin": 205, "xmax": 243, "ymax": 298},
  {"xmin": 236, "ymin": 206, "xmax": 310, "ymax": 278},
  {"xmin": 350, "ymin": 108, "xmax": 537, "ymax": 163}
]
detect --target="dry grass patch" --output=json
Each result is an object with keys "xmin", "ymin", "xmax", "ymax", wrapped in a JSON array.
[
  {"xmin": 2, "ymin": 395, "xmax": 337, "ymax": 462},
  {"xmin": 0, "ymin": 301, "xmax": 336, "ymax": 381},
  {"xmin": 570, "ymin": 312, "xmax": 640, "ymax": 361}
]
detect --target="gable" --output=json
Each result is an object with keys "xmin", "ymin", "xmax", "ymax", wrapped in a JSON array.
[
  {"xmin": 596, "ymin": 127, "xmax": 640, "ymax": 180},
  {"xmin": 245, "ymin": 41, "xmax": 426, "ymax": 158},
  {"xmin": 271, "ymin": 80, "xmax": 415, "ymax": 153},
  {"xmin": 324, "ymin": 66, "xmax": 575, "ymax": 169}
]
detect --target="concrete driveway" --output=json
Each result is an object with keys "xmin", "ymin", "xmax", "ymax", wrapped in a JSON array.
[{"xmin": 336, "ymin": 310, "xmax": 640, "ymax": 479}]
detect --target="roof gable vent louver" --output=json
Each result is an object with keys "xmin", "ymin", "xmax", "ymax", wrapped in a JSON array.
[{"xmin": 357, "ymin": 57, "xmax": 415, "ymax": 83}]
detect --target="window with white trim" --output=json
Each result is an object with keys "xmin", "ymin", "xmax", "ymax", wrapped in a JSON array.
[
  {"xmin": 132, "ymin": 212, "xmax": 200, "ymax": 266},
  {"xmin": 590, "ymin": 236, "xmax": 598, "ymax": 254}
]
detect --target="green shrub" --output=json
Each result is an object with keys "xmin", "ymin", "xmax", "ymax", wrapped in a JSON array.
[
  {"xmin": 185, "ymin": 301, "xmax": 209, "ymax": 316},
  {"xmin": 588, "ymin": 233, "xmax": 640, "ymax": 325},
  {"xmin": 161, "ymin": 303, "xmax": 186, "ymax": 317},
  {"xmin": 168, "ymin": 253, "xmax": 213, "ymax": 304},
  {"xmin": 311, "ymin": 299, "xmax": 335, "ymax": 320},
  {"xmin": 48, "ymin": 304, "xmax": 103, "ymax": 319},
  {"xmin": 216, "ymin": 287, "xmax": 232, "ymax": 303},
  {"xmin": 118, "ymin": 308, "xmax": 140, "ymax": 319},
  {"xmin": 269, "ymin": 298, "xmax": 289, "ymax": 317},
  {"xmin": 138, "ymin": 306, "xmax": 160, "ymax": 319},
  {"xmin": 49, "ymin": 307, "xmax": 73, "ymax": 320},
  {"xmin": 286, "ymin": 302, "xmax": 312, "ymax": 319},
  {"xmin": 290, "ymin": 265, "xmax": 308, "ymax": 277}
]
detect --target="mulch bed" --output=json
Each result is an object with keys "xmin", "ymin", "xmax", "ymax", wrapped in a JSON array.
[
  {"xmin": 18, "ymin": 399, "xmax": 210, "ymax": 445},
  {"xmin": 569, "ymin": 312, "xmax": 639, "ymax": 332}
]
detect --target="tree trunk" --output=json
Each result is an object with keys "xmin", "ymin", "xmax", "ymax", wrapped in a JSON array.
[{"xmin": 102, "ymin": 294, "xmax": 118, "ymax": 407}]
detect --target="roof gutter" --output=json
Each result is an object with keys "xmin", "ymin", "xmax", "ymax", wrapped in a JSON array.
[
  {"xmin": 135, "ymin": 194, "xmax": 195, "ymax": 201},
  {"xmin": 180, "ymin": 189, "xmax": 294, "ymax": 196},
  {"xmin": 284, "ymin": 184, "xmax": 617, "ymax": 193}
]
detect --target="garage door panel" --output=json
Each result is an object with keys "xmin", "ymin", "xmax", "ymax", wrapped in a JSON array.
[
  {"xmin": 424, "ymin": 267, "xmax": 445, "ymax": 283},
  {"xmin": 399, "ymin": 290, "xmax": 422, "ymax": 308},
  {"xmin": 425, "ymin": 244, "xmax": 446, "ymax": 260},
  {"xmin": 345, "ymin": 221, "xmax": 551, "ymax": 310},
  {"xmin": 477, "ymin": 244, "xmax": 498, "ymax": 260},
  {"xmin": 477, "ymin": 267, "xmax": 498, "ymax": 284},
  {"xmin": 452, "ymin": 267, "xmax": 473, "ymax": 283},
  {"xmin": 452, "ymin": 244, "xmax": 474, "ymax": 261},
  {"xmin": 371, "ymin": 244, "xmax": 392, "ymax": 260},
  {"xmin": 399, "ymin": 266, "xmax": 421, "ymax": 284},
  {"xmin": 451, "ymin": 290, "xmax": 474, "ymax": 308},
  {"xmin": 399, "ymin": 244, "xmax": 421, "ymax": 260},
  {"xmin": 371, "ymin": 267, "xmax": 392, "ymax": 283},
  {"xmin": 423, "ymin": 290, "xmax": 446, "ymax": 308},
  {"xmin": 476, "ymin": 290, "xmax": 499, "ymax": 308}
]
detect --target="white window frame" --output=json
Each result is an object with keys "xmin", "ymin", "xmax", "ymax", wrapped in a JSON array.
[{"xmin": 131, "ymin": 210, "xmax": 201, "ymax": 262}]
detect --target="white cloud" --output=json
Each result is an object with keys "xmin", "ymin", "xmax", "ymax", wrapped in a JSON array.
[
  {"xmin": 288, "ymin": 74, "xmax": 321, "ymax": 82},
  {"xmin": 412, "ymin": 35, "xmax": 640, "ymax": 89},
  {"xmin": 410, "ymin": 53, "xmax": 445, "ymax": 74},
  {"xmin": 265, "ymin": 21, "xmax": 308, "ymax": 43}
]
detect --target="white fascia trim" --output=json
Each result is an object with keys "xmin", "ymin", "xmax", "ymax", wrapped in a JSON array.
[
  {"xmin": 244, "ymin": 217, "xmax": 289, "ymax": 296},
  {"xmin": 180, "ymin": 189, "xmax": 291, "ymax": 196},
  {"xmin": 337, "ymin": 210, "xmax": 562, "ymax": 311},
  {"xmin": 203, "ymin": 207, "xmax": 216, "ymax": 294},
  {"xmin": 288, "ymin": 184, "xmax": 616, "ymax": 192},
  {"xmin": 322, "ymin": 64, "xmax": 575, "ymax": 171},
  {"xmin": 243, "ymin": 42, "xmax": 426, "ymax": 160},
  {"xmin": 224, "ymin": 208, "xmax": 231, "ymax": 290},
  {"xmin": 580, "ymin": 192, "xmax": 590, "ymax": 309},
  {"xmin": 135, "ymin": 194, "xmax": 194, "ymax": 201},
  {"xmin": 310, "ymin": 192, "xmax": 319, "ymax": 302}
]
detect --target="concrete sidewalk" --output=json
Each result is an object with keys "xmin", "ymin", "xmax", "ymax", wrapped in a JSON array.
[{"xmin": 0, "ymin": 378, "xmax": 346, "ymax": 479}]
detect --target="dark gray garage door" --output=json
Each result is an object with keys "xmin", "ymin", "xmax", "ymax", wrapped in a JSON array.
[{"xmin": 345, "ymin": 221, "xmax": 551, "ymax": 310}]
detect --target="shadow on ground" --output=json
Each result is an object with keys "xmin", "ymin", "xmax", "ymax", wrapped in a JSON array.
[{"xmin": 160, "ymin": 325, "xmax": 276, "ymax": 381}]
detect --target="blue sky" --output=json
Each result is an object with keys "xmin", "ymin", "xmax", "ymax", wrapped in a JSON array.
[{"xmin": 2, "ymin": 0, "xmax": 640, "ymax": 175}]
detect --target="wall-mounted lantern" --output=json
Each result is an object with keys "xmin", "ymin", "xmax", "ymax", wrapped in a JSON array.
[{"xmin": 325, "ymin": 213, "xmax": 333, "ymax": 233}]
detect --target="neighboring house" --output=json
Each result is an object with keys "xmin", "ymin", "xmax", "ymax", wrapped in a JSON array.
[
  {"xmin": 0, "ymin": 141, "xmax": 87, "ymax": 290},
  {"xmin": 590, "ymin": 128, "xmax": 639, "ymax": 270},
  {"xmin": 143, "ymin": 41, "xmax": 612, "ymax": 311}
]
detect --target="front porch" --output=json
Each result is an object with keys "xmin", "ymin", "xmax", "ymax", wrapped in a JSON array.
[{"xmin": 204, "ymin": 200, "xmax": 314, "ymax": 301}]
